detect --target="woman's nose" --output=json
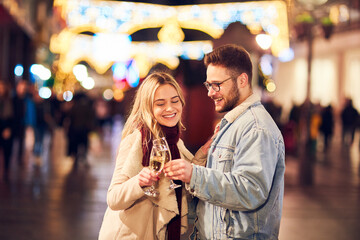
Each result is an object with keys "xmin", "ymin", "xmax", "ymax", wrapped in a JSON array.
[{"xmin": 165, "ymin": 103, "xmax": 173, "ymax": 111}]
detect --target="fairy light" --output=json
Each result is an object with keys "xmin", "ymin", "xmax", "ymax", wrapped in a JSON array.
[{"xmin": 51, "ymin": 0, "xmax": 289, "ymax": 88}]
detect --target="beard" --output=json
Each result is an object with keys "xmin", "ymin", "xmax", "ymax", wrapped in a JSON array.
[{"xmin": 218, "ymin": 83, "xmax": 240, "ymax": 113}]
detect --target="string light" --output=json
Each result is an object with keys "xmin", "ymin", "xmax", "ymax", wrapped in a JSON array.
[{"xmin": 50, "ymin": 0, "xmax": 289, "ymax": 95}]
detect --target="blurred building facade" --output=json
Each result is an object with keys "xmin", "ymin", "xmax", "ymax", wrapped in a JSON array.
[
  {"xmin": 272, "ymin": 0, "xmax": 360, "ymax": 118},
  {"xmin": 0, "ymin": 1, "xmax": 34, "ymax": 85},
  {"xmin": 0, "ymin": 0, "xmax": 58, "ymax": 87}
]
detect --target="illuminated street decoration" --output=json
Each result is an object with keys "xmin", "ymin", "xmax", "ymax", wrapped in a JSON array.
[
  {"xmin": 50, "ymin": 0, "xmax": 289, "ymax": 90},
  {"xmin": 112, "ymin": 60, "xmax": 140, "ymax": 88}
]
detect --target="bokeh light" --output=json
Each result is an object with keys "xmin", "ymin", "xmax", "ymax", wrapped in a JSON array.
[
  {"xmin": 265, "ymin": 80, "xmax": 276, "ymax": 92},
  {"xmin": 278, "ymin": 48, "xmax": 294, "ymax": 62},
  {"xmin": 256, "ymin": 33, "xmax": 272, "ymax": 50},
  {"xmin": 63, "ymin": 90, "xmax": 73, "ymax": 102},
  {"xmin": 260, "ymin": 54, "xmax": 273, "ymax": 76},
  {"xmin": 14, "ymin": 64, "xmax": 24, "ymax": 77},
  {"xmin": 38, "ymin": 87, "xmax": 52, "ymax": 99},
  {"xmin": 81, "ymin": 77, "xmax": 95, "ymax": 90},
  {"xmin": 103, "ymin": 89, "xmax": 114, "ymax": 101},
  {"xmin": 30, "ymin": 64, "xmax": 51, "ymax": 80},
  {"xmin": 113, "ymin": 88, "xmax": 124, "ymax": 102},
  {"xmin": 73, "ymin": 64, "xmax": 88, "ymax": 82}
]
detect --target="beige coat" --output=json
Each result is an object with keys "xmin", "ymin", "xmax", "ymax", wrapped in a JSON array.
[{"xmin": 99, "ymin": 129, "xmax": 194, "ymax": 240}]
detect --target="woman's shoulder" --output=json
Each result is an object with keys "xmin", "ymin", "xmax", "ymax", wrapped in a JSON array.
[
  {"xmin": 122, "ymin": 129, "xmax": 142, "ymax": 142},
  {"xmin": 115, "ymin": 129, "xmax": 143, "ymax": 177},
  {"xmin": 118, "ymin": 129, "xmax": 142, "ymax": 151}
]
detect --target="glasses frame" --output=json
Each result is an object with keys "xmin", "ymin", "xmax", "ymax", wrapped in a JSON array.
[{"xmin": 203, "ymin": 77, "xmax": 233, "ymax": 92}]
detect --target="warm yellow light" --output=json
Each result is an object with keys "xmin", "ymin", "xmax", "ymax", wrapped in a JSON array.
[
  {"xmin": 51, "ymin": 0, "xmax": 289, "ymax": 76},
  {"xmin": 248, "ymin": 23, "xmax": 263, "ymax": 35},
  {"xmin": 133, "ymin": 55, "xmax": 152, "ymax": 79},
  {"xmin": 266, "ymin": 80, "xmax": 277, "ymax": 92},
  {"xmin": 113, "ymin": 88, "xmax": 124, "ymax": 102},
  {"xmin": 330, "ymin": 4, "xmax": 349, "ymax": 24},
  {"xmin": 158, "ymin": 20, "xmax": 185, "ymax": 44}
]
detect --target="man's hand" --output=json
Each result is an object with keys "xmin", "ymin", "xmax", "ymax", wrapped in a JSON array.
[{"xmin": 164, "ymin": 159, "xmax": 193, "ymax": 184}]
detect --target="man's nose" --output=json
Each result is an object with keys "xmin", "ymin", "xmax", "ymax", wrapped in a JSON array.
[{"xmin": 207, "ymin": 87, "xmax": 216, "ymax": 97}]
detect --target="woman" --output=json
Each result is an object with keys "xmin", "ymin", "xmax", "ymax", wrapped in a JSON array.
[{"xmin": 99, "ymin": 72, "xmax": 193, "ymax": 240}]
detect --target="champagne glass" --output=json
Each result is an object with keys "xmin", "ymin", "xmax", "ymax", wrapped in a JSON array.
[
  {"xmin": 144, "ymin": 143, "xmax": 166, "ymax": 197},
  {"xmin": 153, "ymin": 138, "xmax": 181, "ymax": 190}
]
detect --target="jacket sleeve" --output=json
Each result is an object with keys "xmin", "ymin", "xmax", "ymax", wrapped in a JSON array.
[
  {"xmin": 188, "ymin": 127, "xmax": 280, "ymax": 211},
  {"xmin": 191, "ymin": 145, "xmax": 208, "ymax": 167},
  {"xmin": 177, "ymin": 138, "xmax": 194, "ymax": 162},
  {"xmin": 107, "ymin": 130, "xmax": 146, "ymax": 211}
]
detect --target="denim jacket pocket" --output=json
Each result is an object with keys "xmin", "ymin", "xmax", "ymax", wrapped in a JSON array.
[{"xmin": 214, "ymin": 147, "xmax": 234, "ymax": 172}]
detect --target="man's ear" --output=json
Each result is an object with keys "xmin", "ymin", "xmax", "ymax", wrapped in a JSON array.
[{"xmin": 237, "ymin": 73, "xmax": 248, "ymax": 88}]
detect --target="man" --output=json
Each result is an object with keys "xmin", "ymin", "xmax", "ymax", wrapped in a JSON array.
[{"xmin": 164, "ymin": 44, "xmax": 285, "ymax": 239}]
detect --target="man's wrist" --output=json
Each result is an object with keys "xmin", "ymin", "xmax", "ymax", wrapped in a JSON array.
[
  {"xmin": 185, "ymin": 163, "xmax": 196, "ymax": 194},
  {"xmin": 187, "ymin": 163, "xmax": 193, "ymax": 184}
]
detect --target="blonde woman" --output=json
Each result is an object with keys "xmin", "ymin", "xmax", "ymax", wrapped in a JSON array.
[{"xmin": 99, "ymin": 72, "xmax": 193, "ymax": 240}]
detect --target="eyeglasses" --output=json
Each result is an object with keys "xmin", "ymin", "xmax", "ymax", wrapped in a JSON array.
[{"xmin": 203, "ymin": 77, "xmax": 232, "ymax": 92}]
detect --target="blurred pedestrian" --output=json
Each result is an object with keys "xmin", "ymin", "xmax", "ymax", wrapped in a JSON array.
[
  {"xmin": 65, "ymin": 92, "xmax": 96, "ymax": 167},
  {"xmin": 309, "ymin": 104, "xmax": 322, "ymax": 154},
  {"xmin": 12, "ymin": 79, "xmax": 28, "ymax": 165},
  {"xmin": 0, "ymin": 80, "xmax": 14, "ymax": 180},
  {"xmin": 341, "ymin": 98, "xmax": 359, "ymax": 146},
  {"xmin": 32, "ymin": 92, "xmax": 53, "ymax": 167},
  {"xmin": 283, "ymin": 103, "xmax": 301, "ymax": 154},
  {"xmin": 320, "ymin": 105, "xmax": 334, "ymax": 152}
]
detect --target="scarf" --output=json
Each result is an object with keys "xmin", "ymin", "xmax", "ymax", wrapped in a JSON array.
[
  {"xmin": 141, "ymin": 125, "xmax": 180, "ymax": 167},
  {"xmin": 140, "ymin": 124, "xmax": 182, "ymax": 240}
]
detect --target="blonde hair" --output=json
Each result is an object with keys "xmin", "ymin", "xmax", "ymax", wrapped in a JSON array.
[{"xmin": 122, "ymin": 72, "xmax": 185, "ymax": 142}]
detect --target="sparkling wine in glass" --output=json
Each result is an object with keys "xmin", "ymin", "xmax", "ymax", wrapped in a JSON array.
[
  {"xmin": 153, "ymin": 138, "xmax": 181, "ymax": 190},
  {"xmin": 144, "ymin": 144, "xmax": 166, "ymax": 197}
]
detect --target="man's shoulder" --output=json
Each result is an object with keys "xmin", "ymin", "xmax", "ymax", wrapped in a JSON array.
[{"xmin": 232, "ymin": 104, "xmax": 282, "ymax": 136}]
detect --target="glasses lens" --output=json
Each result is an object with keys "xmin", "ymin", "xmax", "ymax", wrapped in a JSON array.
[
  {"xmin": 203, "ymin": 82, "xmax": 209, "ymax": 90},
  {"xmin": 203, "ymin": 82, "xmax": 221, "ymax": 91}
]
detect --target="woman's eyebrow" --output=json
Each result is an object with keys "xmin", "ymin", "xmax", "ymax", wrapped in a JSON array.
[{"xmin": 154, "ymin": 95, "xmax": 179, "ymax": 102}]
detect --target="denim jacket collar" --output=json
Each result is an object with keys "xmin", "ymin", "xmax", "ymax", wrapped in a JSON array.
[{"xmin": 217, "ymin": 93, "xmax": 261, "ymax": 130}]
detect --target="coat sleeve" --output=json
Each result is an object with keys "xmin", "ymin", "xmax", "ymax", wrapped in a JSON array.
[{"xmin": 107, "ymin": 130, "xmax": 146, "ymax": 211}]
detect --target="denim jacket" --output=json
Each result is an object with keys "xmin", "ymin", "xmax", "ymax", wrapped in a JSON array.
[{"xmin": 189, "ymin": 94, "xmax": 285, "ymax": 240}]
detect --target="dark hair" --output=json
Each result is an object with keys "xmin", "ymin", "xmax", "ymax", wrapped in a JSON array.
[{"xmin": 204, "ymin": 44, "xmax": 253, "ymax": 84}]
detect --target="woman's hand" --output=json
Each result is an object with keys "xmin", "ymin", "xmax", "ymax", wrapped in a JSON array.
[{"xmin": 138, "ymin": 167, "xmax": 160, "ymax": 187}]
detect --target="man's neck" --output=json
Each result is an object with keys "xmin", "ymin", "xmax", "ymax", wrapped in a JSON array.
[{"xmin": 236, "ymin": 89, "xmax": 253, "ymax": 107}]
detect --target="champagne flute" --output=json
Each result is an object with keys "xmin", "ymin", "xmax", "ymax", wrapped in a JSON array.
[
  {"xmin": 144, "ymin": 143, "xmax": 166, "ymax": 197},
  {"xmin": 153, "ymin": 138, "xmax": 181, "ymax": 190}
]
